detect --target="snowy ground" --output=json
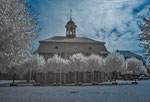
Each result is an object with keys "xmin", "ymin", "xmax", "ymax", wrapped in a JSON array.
[
  {"xmin": 0, "ymin": 80, "xmax": 150, "ymax": 102},
  {"xmin": 0, "ymin": 80, "xmax": 26, "ymax": 84}
]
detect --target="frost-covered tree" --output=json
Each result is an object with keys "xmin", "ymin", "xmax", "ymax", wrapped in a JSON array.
[
  {"xmin": 69, "ymin": 53, "xmax": 86, "ymax": 84},
  {"xmin": 60, "ymin": 59, "xmax": 69, "ymax": 84},
  {"xmin": 127, "ymin": 57, "xmax": 147, "ymax": 83},
  {"xmin": 28, "ymin": 54, "xmax": 45, "ymax": 82},
  {"xmin": 86, "ymin": 54, "xmax": 103, "ymax": 83},
  {"xmin": 17, "ymin": 58, "xmax": 32, "ymax": 81},
  {"xmin": 0, "ymin": 0, "xmax": 39, "ymax": 74},
  {"xmin": 127, "ymin": 58, "xmax": 146, "ymax": 75},
  {"xmin": 138, "ymin": 9, "xmax": 150, "ymax": 63},
  {"xmin": 45, "ymin": 55, "xmax": 68, "ymax": 84},
  {"xmin": 46, "ymin": 55, "xmax": 60, "ymax": 84},
  {"xmin": 9, "ymin": 54, "xmax": 44, "ymax": 83},
  {"xmin": 104, "ymin": 52, "xmax": 126, "ymax": 83},
  {"xmin": 31, "ymin": 54, "xmax": 45, "ymax": 74},
  {"xmin": 81, "ymin": 57, "xmax": 89, "ymax": 83},
  {"xmin": 141, "ymin": 66, "xmax": 148, "ymax": 75}
]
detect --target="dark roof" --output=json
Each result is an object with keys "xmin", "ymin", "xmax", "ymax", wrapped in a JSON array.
[
  {"xmin": 66, "ymin": 20, "xmax": 76, "ymax": 25},
  {"xmin": 40, "ymin": 36, "xmax": 105, "ymax": 44},
  {"xmin": 117, "ymin": 50, "xmax": 141, "ymax": 57}
]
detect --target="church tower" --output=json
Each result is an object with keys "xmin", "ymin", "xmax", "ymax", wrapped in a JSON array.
[{"xmin": 65, "ymin": 10, "xmax": 77, "ymax": 38}]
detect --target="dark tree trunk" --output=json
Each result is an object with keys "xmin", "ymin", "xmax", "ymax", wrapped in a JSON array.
[
  {"xmin": 93, "ymin": 71, "xmax": 95, "ymax": 83},
  {"xmin": 133, "ymin": 71, "xmax": 136, "ymax": 83},
  {"xmin": 134, "ymin": 78, "xmax": 137, "ymax": 83},
  {"xmin": 75, "ymin": 71, "xmax": 77, "ymax": 84},
  {"xmin": 13, "ymin": 73, "xmax": 16, "ymax": 83},
  {"xmin": 113, "ymin": 71, "xmax": 117, "ymax": 84},
  {"xmin": 84, "ymin": 71, "xmax": 86, "ymax": 83},
  {"xmin": 26, "ymin": 72, "xmax": 30, "ymax": 82}
]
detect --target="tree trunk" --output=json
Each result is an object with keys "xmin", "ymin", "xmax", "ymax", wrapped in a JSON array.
[
  {"xmin": 34, "ymin": 71, "xmax": 37, "ymax": 83},
  {"xmin": 113, "ymin": 71, "xmax": 117, "ymax": 84},
  {"xmin": 59, "ymin": 72, "xmax": 62, "ymax": 85},
  {"xmin": 13, "ymin": 73, "xmax": 16, "ymax": 83},
  {"xmin": 84, "ymin": 71, "xmax": 86, "ymax": 83},
  {"xmin": 12, "ymin": 67, "xmax": 16, "ymax": 84},
  {"xmin": 133, "ymin": 73, "xmax": 136, "ymax": 83},
  {"xmin": 45, "ymin": 73, "xmax": 47, "ymax": 84},
  {"xmin": 26, "ymin": 72, "xmax": 30, "ymax": 83},
  {"xmin": 99, "ymin": 72, "xmax": 101, "ymax": 82},
  {"xmin": 75, "ymin": 71, "xmax": 77, "ymax": 84},
  {"xmin": 125, "ymin": 75, "xmax": 128, "ymax": 84},
  {"xmin": 134, "ymin": 78, "xmax": 137, "ymax": 83},
  {"xmin": 133, "ymin": 71, "xmax": 136, "ymax": 83},
  {"xmin": 54, "ymin": 73, "xmax": 56, "ymax": 83},
  {"xmin": 64, "ymin": 72, "xmax": 66, "ymax": 85},
  {"xmin": 93, "ymin": 71, "xmax": 95, "ymax": 83},
  {"xmin": 29, "ymin": 69, "xmax": 32, "ymax": 82}
]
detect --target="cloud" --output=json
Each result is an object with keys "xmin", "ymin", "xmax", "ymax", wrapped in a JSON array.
[{"xmin": 31, "ymin": 0, "xmax": 150, "ymax": 54}]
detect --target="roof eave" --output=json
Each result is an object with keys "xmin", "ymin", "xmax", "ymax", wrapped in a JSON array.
[{"xmin": 39, "ymin": 41, "xmax": 105, "ymax": 44}]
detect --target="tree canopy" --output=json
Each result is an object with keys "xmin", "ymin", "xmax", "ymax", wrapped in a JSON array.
[{"xmin": 0, "ymin": 0, "xmax": 39, "ymax": 73}]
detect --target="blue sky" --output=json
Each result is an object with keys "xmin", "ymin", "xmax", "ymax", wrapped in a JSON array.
[{"xmin": 31, "ymin": 0, "xmax": 150, "ymax": 55}]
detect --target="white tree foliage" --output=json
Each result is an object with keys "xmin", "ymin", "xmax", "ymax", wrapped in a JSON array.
[
  {"xmin": 43, "ymin": 54, "xmax": 68, "ymax": 84},
  {"xmin": 19, "ymin": 54, "xmax": 45, "ymax": 78},
  {"xmin": 127, "ymin": 57, "xmax": 147, "ymax": 75},
  {"xmin": 104, "ymin": 52, "xmax": 126, "ymax": 73},
  {"xmin": 0, "ymin": 0, "xmax": 38, "ymax": 73},
  {"xmin": 31, "ymin": 54, "xmax": 45, "ymax": 73},
  {"xmin": 45, "ymin": 55, "xmax": 68, "ymax": 73},
  {"xmin": 138, "ymin": 9, "xmax": 150, "ymax": 62},
  {"xmin": 86, "ymin": 54, "xmax": 104, "ymax": 72},
  {"xmin": 69, "ymin": 53, "xmax": 86, "ymax": 72},
  {"xmin": 38, "ymin": 53, "xmax": 147, "ymax": 75},
  {"xmin": 30, "ymin": 53, "xmax": 147, "ymax": 84}
]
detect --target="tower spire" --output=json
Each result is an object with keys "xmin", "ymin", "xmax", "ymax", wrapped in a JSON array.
[
  {"xmin": 65, "ymin": 10, "xmax": 77, "ymax": 38},
  {"xmin": 70, "ymin": 10, "xmax": 72, "ymax": 21}
]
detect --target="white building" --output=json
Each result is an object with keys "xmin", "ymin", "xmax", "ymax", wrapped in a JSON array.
[{"xmin": 36, "ymin": 18, "xmax": 108, "ymax": 59}]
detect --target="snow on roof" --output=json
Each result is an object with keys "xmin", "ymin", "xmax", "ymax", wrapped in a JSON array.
[{"xmin": 40, "ymin": 36, "xmax": 105, "ymax": 44}]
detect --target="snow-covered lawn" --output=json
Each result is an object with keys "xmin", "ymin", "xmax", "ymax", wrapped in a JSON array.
[
  {"xmin": 0, "ymin": 80, "xmax": 150, "ymax": 102},
  {"xmin": 0, "ymin": 80, "xmax": 26, "ymax": 84}
]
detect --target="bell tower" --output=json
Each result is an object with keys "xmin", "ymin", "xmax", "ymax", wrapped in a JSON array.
[{"xmin": 65, "ymin": 10, "xmax": 77, "ymax": 38}]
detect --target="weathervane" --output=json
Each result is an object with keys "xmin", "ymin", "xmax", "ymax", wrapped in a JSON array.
[{"xmin": 70, "ymin": 10, "xmax": 72, "ymax": 21}]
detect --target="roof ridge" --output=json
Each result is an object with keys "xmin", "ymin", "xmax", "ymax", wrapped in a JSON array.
[{"xmin": 40, "ymin": 36, "xmax": 105, "ymax": 44}]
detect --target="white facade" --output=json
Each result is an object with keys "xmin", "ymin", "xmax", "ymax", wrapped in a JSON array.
[{"xmin": 36, "ymin": 19, "xmax": 108, "ymax": 59}]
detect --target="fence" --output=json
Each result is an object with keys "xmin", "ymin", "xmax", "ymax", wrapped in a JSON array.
[{"xmin": 36, "ymin": 71, "xmax": 109, "ymax": 84}]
